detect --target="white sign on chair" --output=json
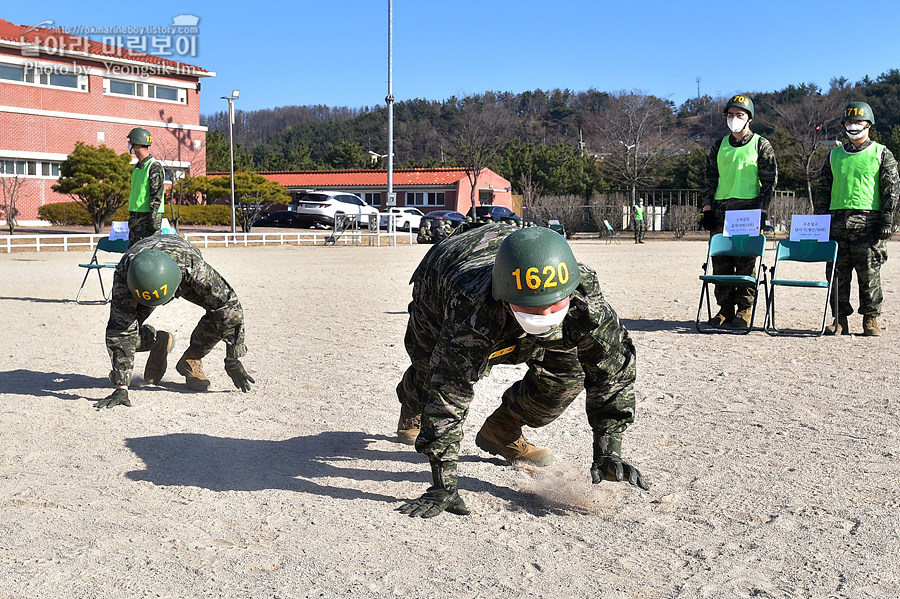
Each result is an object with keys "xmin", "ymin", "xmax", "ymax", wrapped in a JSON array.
[
  {"xmin": 723, "ymin": 209, "xmax": 761, "ymax": 237},
  {"xmin": 109, "ymin": 221, "xmax": 129, "ymax": 241},
  {"xmin": 789, "ymin": 214, "xmax": 831, "ymax": 242}
]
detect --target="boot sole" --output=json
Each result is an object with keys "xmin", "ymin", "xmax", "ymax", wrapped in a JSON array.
[
  {"xmin": 144, "ymin": 332, "xmax": 174, "ymax": 384},
  {"xmin": 474, "ymin": 430, "xmax": 555, "ymax": 467}
]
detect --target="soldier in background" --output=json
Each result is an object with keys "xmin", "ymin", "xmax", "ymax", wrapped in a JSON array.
[
  {"xmin": 95, "ymin": 235, "xmax": 255, "ymax": 409},
  {"xmin": 815, "ymin": 101, "xmax": 898, "ymax": 336},
  {"xmin": 126, "ymin": 128, "xmax": 166, "ymax": 245},
  {"xmin": 701, "ymin": 94, "xmax": 778, "ymax": 329},
  {"xmin": 395, "ymin": 224, "xmax": 647, "ymax": 518},
  {"xmin": 633, "ymin": 198, "xmax": 646, "ymax": 244}
]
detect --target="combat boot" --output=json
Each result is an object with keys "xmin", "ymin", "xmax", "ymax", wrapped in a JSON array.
[
  {"xmin": 475, "ymin": 407, "xmax": 555, "ymax": 467},
  {"xmin": 143, "ymin": 331, "xmax": 174, "ymax": 384},
  {"xmin": 707, "ymin": 306, "xmax": 735, "ymax": 328},
  {"xmin": 862, "ymin": 315, "xmax": 882, "ymax": 337},
  {"xmin": 824, "ymin": 316, "xmax": 849, "ymax": 336},
  {"xmin": 397, "ymin": 404, "xmax": 421, "ymax": 446},
  {"xmin": 731, "ymin": 307, "xmax": 753, "ymax": 329},
  {"xmin": 175, "ymin": 347, "xmax": 211, "ymax": 391}
]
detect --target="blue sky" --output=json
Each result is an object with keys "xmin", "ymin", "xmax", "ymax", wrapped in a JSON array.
[{"xmin": 6, "ymin": 1, "xmax": 900, "ymax": 116}]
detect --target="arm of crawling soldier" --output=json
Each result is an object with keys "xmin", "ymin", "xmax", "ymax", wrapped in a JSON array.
[
  {"xmin": 396, "ymin": 320, "xmax": 481, "ymax": 518},
  {"xmin": 577, "ymin": 322, "xmax": 649, "ymax": 491}
]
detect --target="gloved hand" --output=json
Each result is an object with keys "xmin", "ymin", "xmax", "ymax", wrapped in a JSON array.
[
  {"xmin": 591, "ymin": 454, "xmax": 650, "ymax": 490},
  {"xmin": 94, "ymin": 388, "xmax": 131, "ymax": 409},
  {"xmin": 879, "ymin": 217, "xmax": 893, "ymax": 240},
  {"xmin": 700, "ymin": 210, "xmax": 716, "ymax": 231},
  {"xmin": 224, "ymin": 358, "xmax": 255, "ymax": 392},
  {"xmin": 396, "ymin": 486, "xmax": 470, "ymax": 518}
]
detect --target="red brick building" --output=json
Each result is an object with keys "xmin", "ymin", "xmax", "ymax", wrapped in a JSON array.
[
  {"xmin": 251, "ymin": 168, "xmax": 515, "ymax": 215},
  {"xmin": 0, "ymin": 18, "xmax": 213, "ymax": 224}
]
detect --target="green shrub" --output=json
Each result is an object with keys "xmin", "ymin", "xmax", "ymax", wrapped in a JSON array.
[
  {"xmin": 39, "ymin": 202, "xmax": 232, "ymax": 227},
  {"xmin": 165, "ymin": 204, "xmax": 231, "ymax": 226}
]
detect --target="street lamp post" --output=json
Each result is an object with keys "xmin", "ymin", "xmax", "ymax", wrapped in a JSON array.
[{"xmin": 221, "ymin": 90, "xmax": 240, "ymax": 234}]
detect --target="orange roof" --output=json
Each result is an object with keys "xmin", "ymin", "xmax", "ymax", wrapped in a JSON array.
[
  {"xmin": 214, "ymin": 168, "xmax": 474, "ymax": 188},
  {"xmin": 0, "ymin": 18, "xmax": 209, "ymax": 74}
]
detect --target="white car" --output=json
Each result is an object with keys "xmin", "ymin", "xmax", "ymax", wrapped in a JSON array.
[
  {"xmin": 291, "ymin": 191, "xmax": 380, "ymax": 229},
  {"xmin": 380, "ymin": 207, "xmax": 424, "ymax": 231}
]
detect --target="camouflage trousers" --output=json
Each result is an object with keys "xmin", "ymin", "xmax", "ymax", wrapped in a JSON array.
[
  {"xmin": 828, "ymin": 218, "xmax": 889, "ymax": 317},
  {"xmin": 129, "ymin": 211, "xmax": 161, "ymax": 246},
  {"xmin": 633, "ymin": 221, "xmax": 646, "ymax": 242}
]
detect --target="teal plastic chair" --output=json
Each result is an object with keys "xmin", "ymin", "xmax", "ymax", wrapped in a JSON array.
[
  {"xmin": 696, "ymin": 233, "xmax": 768, "ymax": 334},
  {"xmin": 603, "ymin": 219, "xmax": 621, "ymax": 245},
  {"xmin": 764, "ymin": 239, "xmax": 839, "ymax": 336},
  {"xmin": 75, "ymin": 237, "xmax": 130, "ymax": 304}
]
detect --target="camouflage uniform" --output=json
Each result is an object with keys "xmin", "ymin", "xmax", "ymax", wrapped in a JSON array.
[
  {"xmin": 106, "ymin": 235, "xmax": 247, "ymax": 386},
  {"xmin": 397, "ymin": 223, "xmax": 637, "ymax": 487},
  {"xmin": 703, "ymin": 133, "xmax": 777, "ymax": 312},
  {"xmin": 815, "ymin": 139, "xmax": 898, "ymax": 318},
  {"xmin": 128, "ymin": 155, "xmax": 166, "ymax": 245}
]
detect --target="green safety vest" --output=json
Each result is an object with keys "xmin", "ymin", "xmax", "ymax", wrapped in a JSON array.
[
  {"xmin": 129, "ymin": 157, "xmax": 163, "ymax": 213},
  {"xmin": 714, "ymin": 134, "xmax": 761, "ymax": 200},
  {"xmin": 634, "ymin": 205, "xmax": 644, "ymax": 220},
  {"xmin": 829, "ymin": 143, "xmax": 883, "ymax": 211}
]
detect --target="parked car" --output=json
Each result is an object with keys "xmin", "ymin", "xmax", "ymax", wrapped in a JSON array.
[
  {"xmin": 473, "ymin": 205, "xmax": 523, "ymax": 224},
  {"xmin": 252, "ymin": 210, "xmax": 303, "ymax": 228},
  {"xmin": 291, "ymin": 191, "xmax": 379, "ymax": 228},
  {"xmin": 421, "ymin": 210, "xmax": 466, "ymax": 230},
  {"xmin": 380, "ymin": 207, "xmax": 424, "ymax": 231}
]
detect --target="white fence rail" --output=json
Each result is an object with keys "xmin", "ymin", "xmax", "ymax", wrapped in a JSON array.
[{"xmin": 0, "ymin": 230, "xmax": 415, "ymax": 253}]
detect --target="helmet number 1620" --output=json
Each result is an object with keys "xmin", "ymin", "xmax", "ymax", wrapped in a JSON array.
[{"xmin": 511, "ymin": 263, "xmax": 571, "ymax": 291}]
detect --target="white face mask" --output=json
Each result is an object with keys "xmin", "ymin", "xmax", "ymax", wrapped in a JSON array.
[
  {"xmin": 845, "ymin": 124, "xmax": 867, "ymax": 140},
  {"xmin": 727, "ymin": 117, "xmax": 747, "ymax": 133},
  {"xmin": 512, "ymin": 305, "xmax": 569, "ymax": 336}
]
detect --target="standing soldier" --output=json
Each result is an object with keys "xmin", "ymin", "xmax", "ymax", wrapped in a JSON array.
[
  {"xmin": 701, "ymin": 94, "xmax": 778, "ymax": 328},
  {"xmin": 633, "ymin": 198, "xmax": 646, "ymax": 244},
  {"xmin": 395, "ymin": 223, "xmax": 648, "ymax": 518},
  {"xmin": 126, "ymin": 128, "xmax": 166, "ymax": 245},
  {"xmin": 815, "ymin": 101, "xmax": 898, "ymax": 336},
  {"xmin": 95, "ymin": 235, "xmax": 255, "ymax": 409}
]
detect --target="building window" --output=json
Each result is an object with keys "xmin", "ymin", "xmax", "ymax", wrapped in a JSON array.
[
  {"xmin": 406, "ymin": 191, "xmax": 445, "ymax": 207},
  {"xmin": 362, "ymin": 192, "xmax": 381, "ymax": 207},
  {"xmin": 1, "ymin": 159, "xmax": 62, "ymax": 179},
  {"xmin": 0, "ymin": 61, "xmax": 87, "ymax": 91},
  {"xmin": 104, "ymin": 77, "xmax": 186, "ymax": 103}
]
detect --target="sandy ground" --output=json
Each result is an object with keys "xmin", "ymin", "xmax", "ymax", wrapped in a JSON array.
[{"xmin": 1, "ymin": 235, "xmax": 899, "ymax": 599}]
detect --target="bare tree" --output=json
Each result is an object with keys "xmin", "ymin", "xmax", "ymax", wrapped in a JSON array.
[
  {"xmin": 528, "ymin": 194, "xmax": 585, "ymax": 237},
  {"xmin": 442, "ymin": 98, "xmax": 512, "ymax": 217},
  {"xmin": 0, "ymin": 173, "xmax": 23, "ymax": 234},
  {"xmin": 586, "ymin": 192, "xmax": 628, "ymax": 237},
  {"xmin": 765, "ymin": 90, "xmax": 846, "ymax": 208},
  {"xmin": 589, "ymin": 92, "xmax": 678, "ymax": 205}
]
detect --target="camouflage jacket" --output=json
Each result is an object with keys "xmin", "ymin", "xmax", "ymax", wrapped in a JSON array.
[
  {"xmin": 410, "ymin": 224, "xmax": 636, "ymax": 458},
  {"xmin": 814, "ymin": 139, "xmax": 899, "ymax": 222},
  {"xmin": 106, "ymin": 235, "xmax": 247, "ymax": 385},
  {"xmin": 702, "ymin": 131, "xmax": 778, "ymax": 210}
]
